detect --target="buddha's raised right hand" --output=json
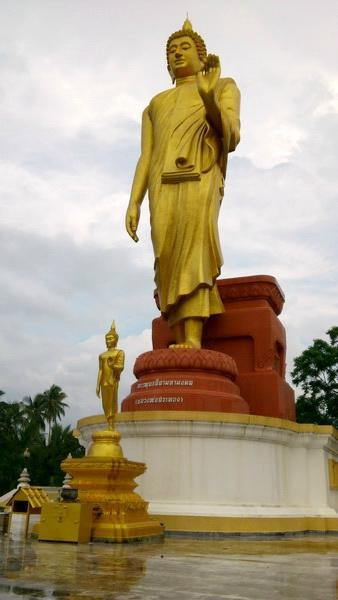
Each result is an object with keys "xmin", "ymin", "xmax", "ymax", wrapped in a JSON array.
[
  {"xmin": 197, "ymin": 54, "xmax": 221, "ymax": 99},
  {"xmin": 125, "ymin": 203, "xmax": 140, "ymax": 242}
]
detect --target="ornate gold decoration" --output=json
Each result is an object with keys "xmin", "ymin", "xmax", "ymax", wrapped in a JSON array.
[{"xmin": 61, "ymin": 455, "xmax": 162, "ymax": 542}]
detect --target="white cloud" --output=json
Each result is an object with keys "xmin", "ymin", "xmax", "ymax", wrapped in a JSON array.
[
  {"xmin": 0, "ymin": 161, "xmax": 130, "ymax": 246},
  {"xmin": 0, "ymin": 321, "xmax": 152, "ymax": 426}
]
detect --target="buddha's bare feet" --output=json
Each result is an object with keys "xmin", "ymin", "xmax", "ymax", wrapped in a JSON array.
[
  {"xmin": 184, "ymin": 318, "xmax": 203, "ymax": 349},
  {"xmin": 168, "ymin": 318, "xmax": 203, "ymax": 349},
  {"xmin": 169, "ymin": 343, "xmax": 193, "ymax": 349},
  {"xmin": 185, "ymin": 339, "xmax": 201, "ymax": 349}
]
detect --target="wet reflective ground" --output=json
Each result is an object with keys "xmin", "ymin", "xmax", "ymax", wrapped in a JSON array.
[{"xmin": 0, "ymin": 536, "xmax": 337, "ymax": 599}]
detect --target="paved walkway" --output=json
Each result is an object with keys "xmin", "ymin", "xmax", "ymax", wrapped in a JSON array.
[{"xmin": 0, "ymin": 536, "xmax": 337, "ymax": 599}]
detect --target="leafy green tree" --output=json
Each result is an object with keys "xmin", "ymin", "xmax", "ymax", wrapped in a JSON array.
[
  {"xmin": 27, "ymin": 423, "xmax": 84, "ymax": 487},
  {"xmin": 0, "ymin": 388, "xmax": 83, "ymax": 495},
  {"xmin": 0, "ymin": 401, "xmax": 28, "ymax": 493},
  {"xmin": 22, "ymin": 395, "xmax": 46, "ymax": 441},
  {"xmin": 0, "ymin": 400, "xmax": 25, "ymax": 441},
  {"xmin": 291, "ymin": 327, "xmax": 338, "ymax": 428},
  {"xmin": 36, "ymin": 384, "xmax": 69, "ymax": 443}
]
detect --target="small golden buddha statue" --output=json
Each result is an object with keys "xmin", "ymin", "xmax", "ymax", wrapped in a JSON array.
[
  {"xmin": 125, "ymin": 18, "xmax": 240, "ymax": 349},
  {"xmin": 96, "ymin": 322, "xmax": 125, "ymax": 429}
]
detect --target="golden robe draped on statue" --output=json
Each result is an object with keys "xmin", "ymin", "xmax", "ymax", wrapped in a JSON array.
[{"xmin": 147, "ymin": 76, "xmax": 240, "ymax": 327}]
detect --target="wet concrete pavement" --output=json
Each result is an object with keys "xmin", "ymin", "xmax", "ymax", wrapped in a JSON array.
[{"xmin": 0, "ymin": 535, "xmax": 337, "ymax": 599}]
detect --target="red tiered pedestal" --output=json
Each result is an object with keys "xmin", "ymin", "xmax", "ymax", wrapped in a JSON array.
[
  {"xmin": 121, "ymin": 348, "xmax": 249, "ymax": 413},
  {"xmin": 150, "ymin": 275, "xmax": 296, "ymax": 421}
]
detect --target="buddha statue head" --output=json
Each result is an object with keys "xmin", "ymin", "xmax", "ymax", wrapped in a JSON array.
[
  {"xmin": 166, "ymin": 18, "xmax": 207, "ymax": 82},
  {"xmin": 105, "ymin": 321, "xmax": 118, "ymax": 349}
]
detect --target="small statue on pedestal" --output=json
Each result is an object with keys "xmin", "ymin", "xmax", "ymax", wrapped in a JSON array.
[
  {"xmin": 58, "ymin": 318, "xmax": 162, "ymax": 540},
  {"xmin": 96, "ymin": 321, "xmax": 125, "ymax": 430}
]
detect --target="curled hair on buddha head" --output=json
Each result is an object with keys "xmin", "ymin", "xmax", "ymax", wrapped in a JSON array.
[{"xmin": 166, "ymin": 17, "xmax": 207, "ymax": 83}]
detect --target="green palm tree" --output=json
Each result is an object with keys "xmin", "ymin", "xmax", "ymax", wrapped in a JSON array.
[
  {"xmin": 44, "ymin": 423, "xmax": 84, "ymax": 485},
  {"xmin": 23, "ymin": 395, "xmax": 46, "ymax": 436},
  {"xmin": 38, "ymin": 385, "xmax": 69, "ymax": 444},
  {"xmin": 0, "ymin": 400, "xmax": 26, "ymax": 440}
]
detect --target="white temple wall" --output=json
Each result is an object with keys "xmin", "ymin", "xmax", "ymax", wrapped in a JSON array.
[{"xmin": 77, "ymin": 415, "xmax": 338, "ymax": 519}]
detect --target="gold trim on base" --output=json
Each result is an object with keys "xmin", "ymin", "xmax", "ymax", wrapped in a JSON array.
[
  {"xmin": 77, "ymin": 411, "xmax": 338, "ymax": 439},
  {"xmin": 91, "ymin": 519, "xmax": 164, "ymax": 542},
  {"xmin": 152, "ymin": 514, "xmax": 338, "ymax": 535},
  {"xmin": 328, "ymin": 459, "xmax": 338, "ymax": 490}
]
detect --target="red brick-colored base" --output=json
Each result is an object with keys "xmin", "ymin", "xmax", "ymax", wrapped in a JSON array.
[
  {"xmin": 121, "ymin": 348, "xmax": 249, "ymax": 414},
  {"xmin": 121, "ymin": 275, "xmax": 296, "ymax": 420},
  {"xmin": 151, "ymin": 275, "xmax": 296, "ymax": 421}
]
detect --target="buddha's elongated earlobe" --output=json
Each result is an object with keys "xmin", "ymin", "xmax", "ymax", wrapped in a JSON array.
[{"xmin": 168, "ymin": 65, "xmax": 175, "ymax": 84}]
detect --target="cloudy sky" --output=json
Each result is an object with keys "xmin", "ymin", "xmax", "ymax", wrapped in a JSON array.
[{"xmin": 1, "ymin": 0, "xmax": 337, "ymax": 426}]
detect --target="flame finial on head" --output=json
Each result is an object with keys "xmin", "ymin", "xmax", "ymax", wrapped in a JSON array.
[{"xmin": 182, "ymin": 16, "xmax": 193, "ymax": 31}]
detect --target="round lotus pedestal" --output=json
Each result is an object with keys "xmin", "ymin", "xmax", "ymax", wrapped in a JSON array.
[{"xmin": 121, "ymin": 348, "xmax": 249, "ymax": 413}]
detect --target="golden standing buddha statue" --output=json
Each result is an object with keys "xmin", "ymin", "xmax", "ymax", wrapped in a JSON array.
[
  {"xmin": 125, "ymin": 18, "xmax": 240, "ymax": 348},
  {"xmin": 96, "ymin": 322, "xmax": 125, "ymax": 429}
]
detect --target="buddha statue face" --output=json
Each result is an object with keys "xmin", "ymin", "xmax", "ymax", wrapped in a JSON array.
[
  {"xmin": 167, "ymin": 35, "xmax": 203, "ymax": 79},
  {"xmin": 106, "ymin": 333, "xmax": 118, "ymax": 349}
]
